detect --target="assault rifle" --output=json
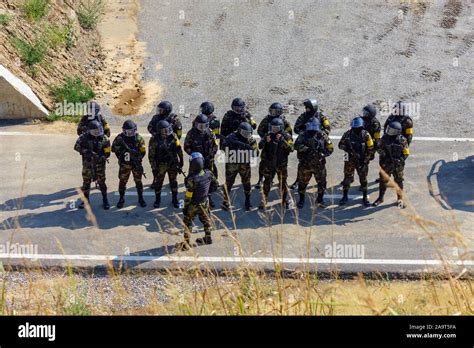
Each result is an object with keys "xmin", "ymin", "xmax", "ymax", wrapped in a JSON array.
[{"xmin": 118, "ymin": 137, "xmax": 146, "ymax": 179}]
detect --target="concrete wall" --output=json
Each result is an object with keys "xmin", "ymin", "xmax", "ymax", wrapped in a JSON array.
[{"xmin": 0, "ymin": 65, "xmax": 49, "ymax": 119}]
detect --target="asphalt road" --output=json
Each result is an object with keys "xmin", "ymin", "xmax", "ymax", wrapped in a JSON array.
[{"xmin": 0, "ymin": 128, "xmax": 472, "ymax": 274}]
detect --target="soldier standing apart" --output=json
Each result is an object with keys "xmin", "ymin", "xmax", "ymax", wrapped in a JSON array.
[
  {"xmin": 255, "ymin": 102, "xmax": 293, "ymax": 189},
  {"xmin": 184, "ymin": 114, "xmax": 219, "ymax": 208},
  {"xmin": 291, "ymin": 98, "xmax": 331, "ymax": 189},
  {"xmin": 258, "ymin": 118, "xmax": 294, "ymax": 210},
  {"xmin": 221, "ymin": 122, "xmax": 259, "ymax": 211},
  {"xmin": 74, "ymin": 121, "xmax": 111, "ymax": 210},
  {"xmin": 177, "ymin": 152, "xmax": 219, "ymax": 251},
  {"xmin": 220, "ymin": 98, "xmax": 257, "ymax": 137},
  {"xmin": 148, "ymin": 101, "xmax": 183, "ymax": 189},
  {"xmin": 372, "ymin": 122, "xmax": 410, "ymax": 209},
  {"xmin": 383, "ymin": 100, "xmax": 414, "ymax": 146},
  {"xmin": 295, "ymin": 118, "xmax": 334, "ymax": 209},
  {"xmin": 149, "ymin": 120, "xmax": 184, "ymax": 208},
  {"xmin": 338, "ymin": 117, "xmax": 375, "ymax": 206},
  {"xmin": 77, "ymin": 101, "xmax": 111, "ymax": 138},
  {"xmin": 112, "ymin": 120, "xmax": 147, "ymax": 209}
]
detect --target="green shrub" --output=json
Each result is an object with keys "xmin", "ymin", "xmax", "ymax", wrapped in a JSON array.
[
  {"xmin": 64, "ymin": 22, "xmax": 76, "ymax": 49},
  {"xmin": 46, "ymin": 113, "xmax": 82, "ymax": 123},
  {"xmin": 77, "ymin": 0, "xmax": 104, "ymax": 30},
  {"xmin": 10, "ymin": 34, "xmax": 48, "ymax": 76},
  {"xmin": 50, "ymin": 76, "xmax": 95, "ymax": 104},
  {"xmin": 22, "ymin": 0, "xmax": 50, "ymax": 22},
  {"xmin": 46, "ymin": 25, "xmax": 67, "ymax": 49},
  {"xmin": 0, "ymin": 14, "xmax": 11, "ymax": 25}
]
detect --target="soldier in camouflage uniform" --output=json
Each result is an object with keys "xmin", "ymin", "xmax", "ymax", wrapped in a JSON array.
[
  {"xmin": 221, "ymin": 122, "xmax": 259, "ymax": 211},
  {"xmin": 77, "ymin": 101, "xmax": 111, "ymax": 137},
  {"xmin": 112, "ymin": 120, "xmax": 147, "ymax": 209},
  {"xmin": 148, "ymin": 101, "xmax": 183, "ymax": 190},
  {"xmin": 184, "ymin": 114, "xmax": 219, "ymax": 208},
  {"xmin": 338, "ymin": 117, "xmax": 375, "ymax": 206},
  {"xmin": 176, "ymin": 152, "xmax": 219, "ymax": 251},
  {"xmin": 373, "ymin": 121, "xmax": 410, "ymax": 209},
  {"xmin": 259, "ymin": 118, "xmax": 294, "ymax": 210},
  {"xmin": 383, "ymin": 101, "xmax": 414, "ymax": 146},
  {"xmin": 149, "ymin": 120, "xmax": 184, "ymax": 209},
  {"xmin": 220, "ymin": 98, "xmax": 257, "ymax": 137},
  {"xmin": 74, "ymin": 120, "xmax": 111, "ymax": 210},
  {"xmin": 291, "ymin": 98, "xmax": 331, "ymax": 190},
  {"xmin": 295, "ymin": 118, "xmax": 334, "ymax": 209},
  {"xmin": 255, "ymin": 102, "xmax": 293, "ymax": 189},
  {"xmin": 361, "ymin": 104, "xmax": 382, "ymax": 150}
]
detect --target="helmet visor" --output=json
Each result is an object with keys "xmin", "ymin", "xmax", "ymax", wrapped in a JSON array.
[
  {"xmin": 160, "ymin": 126, "xmax": 172, "ymax": 137},
  {"xmin": 232, "ymin": 106, "xmax": 244, "ymax": 114},
  {"xmin": 270, "ymin": 125, "xmax": 282, "ymax": 134},
  {"xmin": 89, "ymin": 128, "xmax": 102, "ymax": 137},
  {"xmin": 240, "ymin": 128, "xmax": 253, "ymax": 139},
  {"xmin": 386, "ymin": 126, "xmax": 401, "ymax": 136},
  {"xmin": 196, "ymin": 122, "xmax": 209, "ymax": 132},
  {"xmin": 123, "ymin": 128, "xmax": 136, "ymax": 137},
  {"xmin": 269, "ymin": 108, "xmax": 282, "ymax": 117},
  {"xmin": 157, "ymin": 107, "xmax": 167, "ymax": 115}
]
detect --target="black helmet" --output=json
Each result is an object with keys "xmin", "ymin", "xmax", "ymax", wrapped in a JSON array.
[
  {"xmin": 88, "ymin": 120, "xmax": 103, "ymax": 137},
  {"xmin": 269, "ymin": 117, "xmax": 284, "ymax": 134},
  {"xmin": 86, "ymin": 101, "xmax": 101, "ymax": 120},
  {"xmin": 189, "ymin": 152, "xmax": 204, "ymax": 174},
  {"xmin": 305, "ymin": 117, "xmax": 322, "ymax": 133},
  {"xmin": 361, "ymin": 104, "xmax": 377, "ymax": 119},
  {"xmin": 194, "ymin": 113, "xmax": 209, "ymax": 132},
  {"xmin": 157, "ymin": 100, "xmax": 173, "ymax": 116},
  {"xmin": 157, "ymin": 120, "xmax": 172, "ymax": 137},
  {"xmin": 269, "ymin": 102, "xmax": 283, "ymax": 117},
  {"xmin": 303, "ymin": 99, "xmax": 318, "ymax": 112},
  {"xmin": 200, "ymin": 101, "xmax": 215, "ymax": 116},
  {"xmin": 351, "ymin": 117, "xmax": 364, "ymax": 129},
  {"xmin": 231, "ymin": 98, "xmax": 245, "ymax": 114},
  {"xmin": 239, "ymin": 122, "xmax": 253, "ymax": 139},
  {"xmin": 386, "ymin": 121, "xmax": 402, "ymax": 136},
  {"xmin": 122, "ymin": 120, "xmax": 137, "ymax": 137}
]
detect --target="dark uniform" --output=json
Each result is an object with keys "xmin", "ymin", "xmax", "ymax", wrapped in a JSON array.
[
  {"xmin": 184, "ymin": 114, "xmax": 219, "ymax": 207},
  {"xmin": 147, "ymin": 101, "xmax": 183, "ymax": 139},
  {"xmin": 222, "ymin": 122, "xmax": 259, "ymax": 211},
  {"xmin": 383, "ymin": 101, "xmax": 414, "ymax": 146},
  {"xmin": 258, "ymin": 118, "xmax": 294, "ymax": 209},
  {"xmin": 111, "ymin": 120, "xmax": 147, "ymax": 208},
  {"xmin": 177, "ymin": 153, "xmax": 219, "ymax": 251},
  {"xmin": 338, "ymin": 117, "xmax": 375, "ymax": 206},
  {"xmin": 74, "ymin": 121, "xmax": 111, "ymax": 210},
  {"xmin": 220, "ymin": 98, "xmax": 257, "ymax": 137},
  {"xmin": 373, "ymin": 122, "xmax": 410, "ymax": 208},
  {"xmin": 361, "ymin": 105, "xmax": 382, "ymax": 151},
  {"xmin": 294, "ymin": 99, "xmax": 331, "ymax": 135},
  {"xmin": 295, "ymin": 118, "xmax": 334, "ymax": 208},
  {"xmin": 77, "ymin": 101, "xmax": 111, "ymax": 137},
  {"xmin": 149, "ymin": 121, "xmax": 184, "ymax": 208}
]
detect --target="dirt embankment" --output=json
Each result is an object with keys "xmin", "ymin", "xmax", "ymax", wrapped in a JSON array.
[
  {"xmin": 0, "ymin": 0, "xmax": 106, "ymax": 112},
  {"xmin": 97, "ymin": 0, "xmax": 161, "ymax": 116}
]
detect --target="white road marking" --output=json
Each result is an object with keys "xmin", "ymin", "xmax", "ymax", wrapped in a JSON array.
[
  {"xmin": 1, "ymin": 131, "xmax": 473, "ymax": 142},
  {"xmin": 0, "ymin": 253, "xmax": 472, "ymax": 267}
]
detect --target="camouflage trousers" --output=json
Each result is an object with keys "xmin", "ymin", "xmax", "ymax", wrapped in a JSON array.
[
  {"xmin": 82, "ymin": 161, "xmax": 107, "ymax": 194},
  {"xmin": 341, "ymin": 160, "xmax": 369, "ymax": 190},
  {"xmin": 379, "ymin": 158, "xmax": 405, "ymax": 192},
  {"xmin": 262, "ymin": 163, "xmax": 289, "ymax": 201},
  {"xmin": 297, "ymin": 161, "xmax": 327, "ymax": 195},
  {"xmin": 183, "ymin": 200, "xmax": 212, "ymax": 240},
  {"xmin": 118, "ymin": 164, "xmax": 143, "ymax": 192},
  {"xmin": 153, "ymin": 162, "xmax": 178, "ymax": 195},
  {"xmin": 206, "ymin": 158, "xmax": 218, "ymax": 179},
  {"xmin": 224, "ymin": 163, "xmax": 252, "ymax": 198}
]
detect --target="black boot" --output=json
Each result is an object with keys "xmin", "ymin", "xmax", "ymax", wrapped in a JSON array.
[
  {"xmin": 362, "ymin": 189, "xmax": 370, "ymax": 207},
  {"xmin": 297, "ymin": 193, "xmax": 305, "ymax": 209},
  {"xmin": 137, "ymin": 191, "xmax": 146, "ymax": 208},
  {"xmin": 154, "ymin": 193, "xmax": 161, "ymax": 208},
  {"xmin": 339, "ymin": 189, "xmax": 349, "ymax": 206},
  {"xmin": 102, "ymin": 194, "xmax": 110, "ymax": 210},
  {"xmin": 372, "ymin": 189, "xmax": 385, "ymax": 207},
  {"xmin": 79, "ymin": 191, "xmax": 89, "ymax": 209},
  {"xmin": 196, "ymin": 234, "xmax": 213, "ymax": 246},
  {"xmin": 116, "ymin": 191, "xmax": 125, "ymax": 209},
  {"xmin": 244, "ymin": 194, "xmax": 252, "ymax": 211},
  {"xmin": 316, "ymin": 192, "xmax": 325, "ymax": 208},
  {"xmin": 396, "ymin": 193, "xmax": 406, "ymax": 209},
  {"xmin": 172, "ymin": 193, "xmax": 179, "ymax": 208}
]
